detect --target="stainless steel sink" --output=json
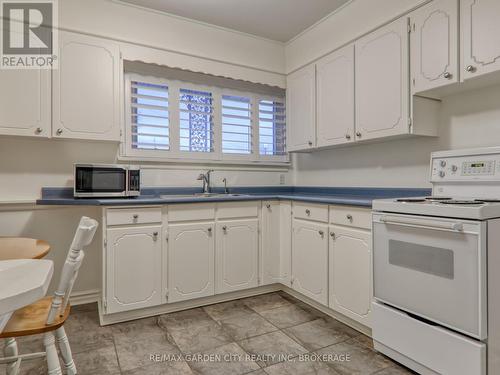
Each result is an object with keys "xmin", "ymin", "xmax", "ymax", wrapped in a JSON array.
[{"xmin": 159, "ymin": 193, "xmax": 250, "ymax": 199}]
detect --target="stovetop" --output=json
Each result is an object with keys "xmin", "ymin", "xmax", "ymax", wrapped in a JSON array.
[{"xmin": 372, "ymin": 196, "xmax": 500, "ymax": 220}]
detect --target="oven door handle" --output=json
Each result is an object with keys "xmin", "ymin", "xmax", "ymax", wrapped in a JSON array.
[{"xmin": 379, "ymin": 215, "xmax": 464, "ymax": 232}]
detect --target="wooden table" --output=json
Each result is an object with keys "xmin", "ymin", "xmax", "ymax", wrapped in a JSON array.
[{"xmin": 0, "ymin": 238, "xmax": 51, "ymax": 260}]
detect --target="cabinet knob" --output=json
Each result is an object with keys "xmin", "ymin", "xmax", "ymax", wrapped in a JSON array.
[
  {"xmin": 345, "ymin": 134, "xmax": 351, "ymax": 140},
  {"xmin": 266, "ymin": 204, "xmax": 271, "ymax": 209},
  {"xmin": 153, "ymin": 232, "xmax": 159, "ymax": 240},
  {"xmin": 308, "ymin": 141, "xmax": 313, "ymax": 146},
  {"xmin": 443, "ymin": 72, "xmax": 452, "ymax": 79},
  {"xmin": 466, "ymin": 65, "xmax": 476, "ymax": 73},
  {"xmin": 35, "ymin": 127, "xmax": 43, "ymax": 134},
  {"xmin": 319, "ymin": 230, "xmax": 324, "ymax": 237},
  {"xmin": 346, "ymin": 214, "xmax": 353, "ymax": 222},
  {"xmin": 356, "ymin": 132, "xmax": 362, "ymax": 138},
  {"xmin": 330, "ymin": 232, "xmax": 336, "ymax": 239},
  {"xmin": 222, "ymin": 226, "xmax": 227, "ymax": 232},
  {"xmin": 207, "ymin": 227, "xmax": 212, "ymax": 233},
  {"xmin": 133, "ymin": 214, "xmax": 139, "ymax": 219},
  {"xmin": 56, "ymin": 128, "xmax": 63, "ymax": 135},
  {"xmin": 305, "ymin": 209, "xmax": 311, "ymax": 215}
]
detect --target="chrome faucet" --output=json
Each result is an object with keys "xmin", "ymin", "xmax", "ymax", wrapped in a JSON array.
[{"xmin": 197, "ymin": 170, "xmax": 214, "ymax": 193}]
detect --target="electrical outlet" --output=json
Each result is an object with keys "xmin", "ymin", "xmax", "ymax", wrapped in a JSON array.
[{"xmin": 279, "ymin": 174, "xmax": 286, "ymax": 185}]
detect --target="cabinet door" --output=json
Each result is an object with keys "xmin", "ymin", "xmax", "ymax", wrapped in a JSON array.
[
  {"xmin": 261, "ymin": 201, "xmax": 291, "ymax": 286},
  {"xmin": 286, "ymin": 64, "xmax": 316, "ymax": 151},
  {"xmin": 105, "ymin": 226, "xmax": 162, "ymax": 314},
  {"xmin": 411, "ymin": 0, "xmax": 459, "ymax": 93},
  {"xmin": 291, "ymin": 219, "xmax": 328, "ymax": 305},
  {"xmin": 317, "ymin": 45, "xmax": 355, "ymax": 147},
  {"xmin": 329, "ymin": 226, "xmax": 371, "ymax": 327},
  {"xmin": 168, "ymin": 222, "xmax": 215, "ymax": 302},
  {"xmin": 355, "ymin": 18, "xmax": 409, "ymax": 141},
  {"xmin": 53, "ymin": 31, "xmax": 121, "ymax": 141},
  {"xmin": 462, "ymin": 0, "xmax": 500, "ymax": 80},
  {"xmin": 216, "ymin": 219, "xmax": 258, "ymax": 293}
]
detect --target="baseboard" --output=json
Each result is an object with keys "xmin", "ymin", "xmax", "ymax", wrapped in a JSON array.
[
  {"xmin": 69, "ymin": 289, "xmax": 100, "ymax": 306},
  {"xmin": 98, "ymin": 284, "xmax": 282, "ymax": 325}
]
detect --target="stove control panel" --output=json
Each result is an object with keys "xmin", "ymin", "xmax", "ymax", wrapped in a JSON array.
[{"xmin": 431, "ymin": 153, "xmax": 500, "ymax": 182}]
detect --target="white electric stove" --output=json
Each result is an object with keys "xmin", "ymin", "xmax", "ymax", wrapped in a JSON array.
[{"xmin": 372, "ymin": 147, "xmax": 500, "ymax": 375}]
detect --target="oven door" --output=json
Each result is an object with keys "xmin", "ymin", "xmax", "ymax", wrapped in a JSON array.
[
  {"xmin": 74, "ymin": 165, "xmax": 127, "ymax": 197},
  {"xmin": 373, "ymin": 213, "xmax": 487, "ymax": 339}
]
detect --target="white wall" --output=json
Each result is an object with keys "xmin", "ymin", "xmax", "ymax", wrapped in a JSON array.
[
  {"xmin": 61, "ymin": 0, "xmax": 286, "ymax": 81},
  {"xmin": 287, "ymin": 0, "xmax": 500, "ymax": 188},
  {"xmin": 0, "ymin": 0, "xmax": 289, "ymax": 298},
  {"xmin": 285, "ymin": 0, "xmax": 429, "ymax": 73}
]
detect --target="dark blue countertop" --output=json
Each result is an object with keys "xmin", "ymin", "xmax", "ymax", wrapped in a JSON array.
[{"xmin": 36, "ymin": 186, "xmax": 431, "ymax": 208}]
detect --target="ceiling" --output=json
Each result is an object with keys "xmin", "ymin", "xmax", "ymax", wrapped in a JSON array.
[{"xmin": 118, "ymin": 0, "xmax": 350, "ymax": 42}]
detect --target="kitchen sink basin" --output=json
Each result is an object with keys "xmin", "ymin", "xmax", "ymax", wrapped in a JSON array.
[{"xmin": 159, "ymin": 193, "xmax": 250, "ymax": 199}]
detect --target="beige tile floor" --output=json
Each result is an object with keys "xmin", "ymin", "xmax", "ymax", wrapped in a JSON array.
[{"xmin": 0, "ymin": 292, "xmax": 416, "ymax": 374}]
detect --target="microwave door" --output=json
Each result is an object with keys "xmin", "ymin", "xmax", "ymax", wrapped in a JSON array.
[{"xmin": 75, "ymin": 167, "xmax": 127, "ymax": 196}]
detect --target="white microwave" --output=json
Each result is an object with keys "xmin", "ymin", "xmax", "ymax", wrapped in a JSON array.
[{"xmin": 74, "ymin": 164, "xmax": 140, "ymax": 198}]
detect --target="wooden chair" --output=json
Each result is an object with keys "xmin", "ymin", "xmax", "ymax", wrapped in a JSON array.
[{"xmin": 0, "ymin": 217, "xmax": 98, "ymax": 375}]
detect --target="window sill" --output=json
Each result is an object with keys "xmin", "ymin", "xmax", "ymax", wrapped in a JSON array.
[{"xmin": 117, "ymin": 154, "xmax": 291, "ymax": 169}]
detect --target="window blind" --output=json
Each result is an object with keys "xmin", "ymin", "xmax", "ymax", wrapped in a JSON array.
[
  {"xmin": 259, "ymin": 99, "xmax": 286, "ymax": 156},
  {"xmin": 179, "ymin": 88, "xmax": 214, "ymax": 153},
  {"xmin": 130, "ymin": 81, "xmax": 169, "ymax": 150},
  {"xmin": 222, "ymin": 95, "xmax": 252, "ymax": 154}
]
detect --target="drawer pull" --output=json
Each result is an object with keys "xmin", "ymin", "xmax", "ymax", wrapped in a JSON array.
[
  {"xmin": 266, "ymin": 204, "xmax": 271, "ymax": 209},
  {"xmin": 305, "ymin": 209, "xmax": 311, "ymax": 215},
  {"xmin": 346, "ymin": 214, "xmax": 353, "ymax": 222}
]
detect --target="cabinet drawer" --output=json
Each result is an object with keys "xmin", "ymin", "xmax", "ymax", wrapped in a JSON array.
[
  {"xmin": 330, "ymin": 205, "xmax": 371, "ymax": 229},
  {"xmin": 293, "ymin": 202, "xmax": 328, "ymax": 223},
  {"xmin": 217, "ymin": 202, "xmax": 259, "ymax": 219},
  {"xmin": 169, "ymin": 203, "xmax": 215, "ymax": 222},
  {"xmin": 106, "ymin": 207, "xmax": 161, "ymax": 226}
]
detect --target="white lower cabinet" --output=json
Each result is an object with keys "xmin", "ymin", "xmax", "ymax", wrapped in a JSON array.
[
  {"xmin": 216, "ymin": 219, "xmax": 259, "ymax": 293},
  {"xmin": 329, "ymin": 225, "xmax": 372, "ymax": 326},
  {"xmin": 261, "ymin": 201, "xmax": 292, "ymax": 286},
  {"xmin": 291, "ymin": 219, "xmax": 329, "ymax": 305},
  {"xmin": 168, "ymin": 222, "xmax": 215, "ymax": 303},
  {"xmin": 105, "ymin": 226, "xmax": 162, "ymax": 314}
]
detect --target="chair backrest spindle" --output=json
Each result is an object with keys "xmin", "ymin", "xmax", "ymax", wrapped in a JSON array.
[{"xmin": 46, "ymin": 217, "xmax": 98, "ymax": 325}]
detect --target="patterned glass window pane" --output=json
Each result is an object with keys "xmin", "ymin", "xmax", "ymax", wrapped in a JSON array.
[
  {"xmin": 179, "ymin": 88, "xmax": 214, "ymax": 153},
  {"xmin": 131, "ymin": 81, "xmax": 169, "ymax": 150},
  {"xmin": 222, "ymin": 95, "xmax": 252, "ymax": 154},
  {"xmin": 259, "ymin": 99, "xmax": 286, "ymax": 156}
]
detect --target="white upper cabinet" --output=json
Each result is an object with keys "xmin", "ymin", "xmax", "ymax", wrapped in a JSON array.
[
  {"xmin": 0, "ymin": 69, "xmax": 51, "ymax": 137},
  {"xmin": 329, "ymin": 225, "xmax": 372, "ymax": 327},
  {"xmin": 216, "ymin": 219, "xmax": 259, "ymax": 293},
  {"xmin": 355, "ymin": 18, "xmax": 410, "ymax": 141},
  {"xmin": 316, "ymin": 44, "xmax": 355, "ymax": 147},
  {"xmin": 286, "ymin": 64, "xmax": 316, "ymax": 151},
  {"xmin": 53, "ymin": 31, "xmax": 121, "ymax": 141},
  {"xmin": 410, "ymin": 0, "xmax": 459, "ymax": 93},
  {"xmin": 461, "ymin": 0, "xmax": 500, "ymax": 80},
  {"xmin": 168, "ymin": 222, "xmax": 215, "ymax": 303},
  {"xmin": 291, "ymin": 219, "xmax": 329, "ymax": 305},
  {"xmin": 105, "ymin": 226, "xmax": 162, "ymax": 314}
]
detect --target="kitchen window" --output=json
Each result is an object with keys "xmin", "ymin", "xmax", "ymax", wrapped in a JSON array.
[{"xmin": 123, "ymin": 72, "xmax": 288, "ymax": 164}]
